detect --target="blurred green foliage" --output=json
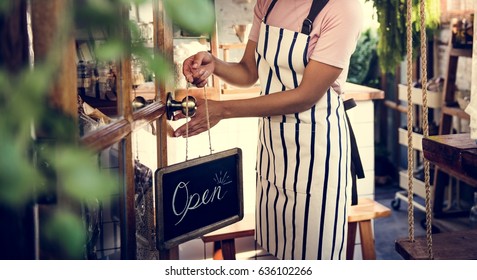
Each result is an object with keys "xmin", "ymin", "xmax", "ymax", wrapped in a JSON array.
[
  {"xmin": 163, "ymin": 0, "xmax": 215, "ymax": 36},
  {"xmin": 348, "ymin": 29, "xmax": 380, "ymax": 88},
  {"xmin": 367, "ymin": 0, "xmax": 440, "ymax": 74},
  {"xmin": 0, "ymin": 0, "xmax": 214, "ymax": 259}
]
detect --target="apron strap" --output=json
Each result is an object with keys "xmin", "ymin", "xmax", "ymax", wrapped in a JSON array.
[
  {"xmin": 301, "ymin": 0, "xmax": 329, "ymax": 35},
  {"xmin": 263, "ymin": 0, "xmax": 279, "ymax": 24},
  {"xmin": 344, "ymin": 98, "xmax": 365, "ymax": 206}
]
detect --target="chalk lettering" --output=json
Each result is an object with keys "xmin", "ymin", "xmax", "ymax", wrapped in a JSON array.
[{"xmin": 172, "ymin": 179, "xmax": 230, "ymax": 225}]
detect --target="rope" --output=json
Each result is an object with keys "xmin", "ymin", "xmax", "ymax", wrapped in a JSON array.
[
  {"xmin": 406, "ymin": 0, "xmax": 415, "ymax": 243},
  {"xmin": 184, "ymin": 84, "xmax": 214, "ymax": 161},
  {"xmin": 203, "ymin": 87, "xmax": 213, "ymax": 155},
  {"xmin": 419, "ymin": 0, "xmax": 434, "ymax": 259},
  {"xmin": 405, "ymin": 0, "xmax": 434, "ymax": 259},
  {"xmin": 185, "ymin": 84, "xmax": 190, "ymax": 161}
]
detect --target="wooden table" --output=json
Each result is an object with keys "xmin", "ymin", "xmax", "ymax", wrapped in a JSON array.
[
  {"xmin": 422, "ymin": 133, "xmax": 477, "ymax": 218},
  {"xmin": 342, "ymin": 82, "xmax": 385, "ymax": 101},
  {"xmin": 422, "ymin": 133, "xmax": 477, "ymax": 187}
]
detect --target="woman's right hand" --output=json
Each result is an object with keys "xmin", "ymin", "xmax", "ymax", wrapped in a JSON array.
[{"xmin": 182, "ymin": 51, "xmax": 215, "ymax": 88}]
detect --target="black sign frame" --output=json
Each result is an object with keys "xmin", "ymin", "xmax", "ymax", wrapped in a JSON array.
[{"xmin": 155, "ymin": 148, "xmax": 243, "ymax": 250}]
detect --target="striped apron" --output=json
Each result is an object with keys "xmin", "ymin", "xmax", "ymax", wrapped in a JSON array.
[{"xmin": 254, "ymin": 0, "xmax": 352, "ymax": 260}]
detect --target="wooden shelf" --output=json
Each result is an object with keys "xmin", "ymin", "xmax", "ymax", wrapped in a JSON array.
[
  {"xmin": 343, "ymin": 82, "xmax": 385, "ymax": 101},
  {"xmin": 441, "ymin": 105, "xmax": 470, "ymax": 120},
  {"xmin": 174, "ymin": 87, "xmax": 219, "ymax": 100},
  {"xmin": 398, "ymin": 170, "xmax": 432, "ymax": 200},
  {"xmin": 219, "ymin": 43, "xmax": 246, "ymax": 50},
  {"xmin": 398, "ymin": 128, "xmax": 424, "ymax": 151},
  {"xmin": 221, "ymin": 86, "xmax": 261, "ymax": 95},
  {"xmin": 449, "ymin": 47, "xmax": 472, "ymax": 58},
  {"xmin": 384, "ymin": 100, "xmax": 407, "ymax": 113},
  {"xmin": 397, "ymin": 84, "xmax": 442, "ymax": 108}
]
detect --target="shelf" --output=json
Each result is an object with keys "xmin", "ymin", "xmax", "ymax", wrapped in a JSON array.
[
  {"xmin": 398, "ymin": 128, "xmax": 424, "ymax": 151},
  {"xmin": 398, "ymin": 170, "xmax": 433, "ymax": 200},
  {"xmin": 343, "ymin": 82, "xmax": 385, "ymax": 101},
  {"xmin": 174, "ymin": 87, "xmax": 219, "ymax": 100},
  {"xmin": 174, "ymin": 36, "xmax": 209, "ymax": 39},
  {"xmin": 384, "ymin": 100, "xmax": 407, "ymax": 113},
  {"xmin": 221, "ymin": 86, "xmax": 261, "ymax": 95},
  {"xmin": 441, "ymin": 105, "xmax": 470, "ymax": 120},
  {"xmin": 449, "ymin": 47, "xmax": 472, "ymax": 58},
  {"xmin": 397, "ymin": 84, "xmax": 442, "ymax": 108},
  {"xmin": 219, "ymin": 43, "xmax": 246, "ymax": 50}
]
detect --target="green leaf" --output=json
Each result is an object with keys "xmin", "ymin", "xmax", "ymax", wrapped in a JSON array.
[
  {"xmin": 0, "ymin": 139, "xmax": 42, "ymax": 207},
  {"xmin": 369, "ymin": 0, "xmax": 440, "ymax": 74},
  {"xmin": 95, "ymin": 39, "xmax": 126, "ymax": 61},
  {"xmin": 119, "ymin": 0, "xmax": 150, "ymax": 6},
  {"xmin": 50, "ymin": 147, "xmax": 117, "ymax": 201},
  {"xmin": 0, "ymin": 1, "xmax": 12, "ymax": 15},
  {"xmin": 163, "ymin": 0, "xmax": 215, "ymax": 36},
  {"xmin": 86, "ymin": 0, "xmax": 115, "ymax": 14},
  {"xmin": 147, "ymin": 53, "xmax": 172, "ymax": 82}
]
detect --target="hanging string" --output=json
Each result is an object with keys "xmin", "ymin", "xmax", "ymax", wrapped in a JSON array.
[
  {"xmin": 406, "ymin": 0, "xmax": 415, "ymax": 243},
  {"xmin": 184, "ymin": 83, "xmax": 214, "ymax": 161},
  {"xmin": 203, "ymin": 87, "xmax": 213, "ymax": 155},
  {"xmin": 185, "ymin": 84, "xmax": 191, "ymax": 161},
  {"xmin": 419, "ymin": 0, "xmax": 434, "ymax": 260}
]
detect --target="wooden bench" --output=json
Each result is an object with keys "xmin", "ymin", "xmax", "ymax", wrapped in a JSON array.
[
  {"xmin": 347, "ymin": 198, "xmax": 392, "ymax": 260},
  {"xmin": 202, "ymin": 198, "xmax": 391, "ymax": 260}
]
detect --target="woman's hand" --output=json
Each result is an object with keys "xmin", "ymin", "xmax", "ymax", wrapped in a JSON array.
[
  {"xmin": 182, "ymin": 51, "xmax": 215, "ymax": 88},
  {"xmin": 172, "ymin": 96, "xmax": 223, "ymax": 137}
]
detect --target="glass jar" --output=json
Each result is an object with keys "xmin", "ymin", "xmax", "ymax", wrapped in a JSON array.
[
  {"xmin": 77, "ymin": 60, "xmax": 91, "ymax": 95},
  {"xmin": 97, "ymin": 61, "xmax": 111, "ymax": 100}
]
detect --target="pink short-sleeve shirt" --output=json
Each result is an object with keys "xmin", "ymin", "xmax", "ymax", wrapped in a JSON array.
[{"xmin": 248, "ymin": 0, "xmax": 364, "ymax": 94}]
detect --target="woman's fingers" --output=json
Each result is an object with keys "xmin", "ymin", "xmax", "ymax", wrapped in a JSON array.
[{"xmin": 173, "ymin": 118, "xmax": 207, "ymax": 137}]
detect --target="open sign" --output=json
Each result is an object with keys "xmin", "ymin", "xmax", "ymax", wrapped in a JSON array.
[{"xmin": 155, "ymin": 148, "xmax": 243, "ymax": 250}]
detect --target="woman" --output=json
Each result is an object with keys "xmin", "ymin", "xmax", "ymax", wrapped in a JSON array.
[{"xmin": 174, "ymin": 0, "xmax": 363, "ymax": 260}]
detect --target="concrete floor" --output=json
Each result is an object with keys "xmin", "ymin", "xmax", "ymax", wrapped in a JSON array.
[
  {"xmin": 374, "ymin": 182, "xmax": 427, "ymax": 260},
  {"xmin": 373, "ymin": 179, "xmax": 475, "ymax": 260}
]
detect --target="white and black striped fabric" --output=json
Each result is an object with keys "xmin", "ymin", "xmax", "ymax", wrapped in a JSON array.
[{"xmin": 254, "ymin": 9, "xmax": 352, "ymax": 260}]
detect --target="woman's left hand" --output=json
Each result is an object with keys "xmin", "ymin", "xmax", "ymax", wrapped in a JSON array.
[{"xmin": 172, "ymin": 96, "xmax": 222, "ymax": 137}]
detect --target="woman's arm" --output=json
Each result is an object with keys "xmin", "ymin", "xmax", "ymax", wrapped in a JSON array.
[
  {"xmin": 183, "ymin": 40, "xmax": 259, "ymax": 88},
  {"xmin": 174, "ymin": 59, "xmax": 342, "ymax": 137}
]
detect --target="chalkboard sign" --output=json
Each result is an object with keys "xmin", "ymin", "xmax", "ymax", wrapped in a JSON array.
[{"xmin": 155, "ymin": 148, "xmax": 243, "ymax": 250}]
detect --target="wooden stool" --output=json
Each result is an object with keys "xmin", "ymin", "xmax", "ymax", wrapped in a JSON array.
[
  {"xmin": 201, "ymin": 214, "xmax": 255, "ymax": 260},
  {"xmin": 347, "ymin": 198, "xmax": 392, "ymax": 260}
]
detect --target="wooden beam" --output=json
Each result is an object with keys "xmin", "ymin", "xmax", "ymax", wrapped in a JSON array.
[{"xmin": 30, "ymin": 0, "xmax": 77, "ymax": 118}]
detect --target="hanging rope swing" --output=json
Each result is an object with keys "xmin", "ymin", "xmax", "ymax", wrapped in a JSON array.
[
  {"xmin": 402, "ymin": 0, "xmax": 434, "ymax": 259},
  {"xmin": 396, "ymin": 0, "xmax": 477, "ymax": 260}
]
